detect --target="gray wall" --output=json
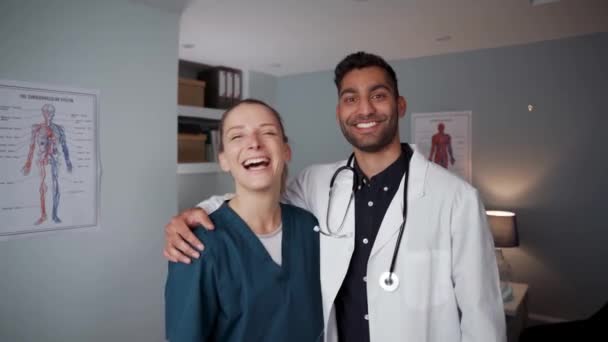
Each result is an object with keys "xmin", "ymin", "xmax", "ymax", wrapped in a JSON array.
[
  {"xmin": 276, "ymin": 33, "xmax": 608, "ymax": 320},
  {"xmin": 0, "ymin": 0, "xmax": 179, "ymax": 340},
  {"xmin": 249, "ymin": 70, "xmax": 278, "ymax": 107},
  {"xmin": 178, "ymin": 173, "xmax": 234, "ymax": 211}
]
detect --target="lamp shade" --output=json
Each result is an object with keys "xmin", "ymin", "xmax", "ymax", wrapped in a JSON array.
[{"xmin": 486, "ymin": 210, "xmax": 519, "ymax": 248}]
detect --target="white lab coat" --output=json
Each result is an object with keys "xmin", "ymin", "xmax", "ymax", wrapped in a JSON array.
[{"xmin": 283, "ymin": 145, "xmax": 506, "ymax": 342}]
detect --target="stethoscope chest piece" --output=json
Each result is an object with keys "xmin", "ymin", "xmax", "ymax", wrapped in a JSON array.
[{"xmin": 379, "ymin": 271, "xmax": 400, "ymax": 292}]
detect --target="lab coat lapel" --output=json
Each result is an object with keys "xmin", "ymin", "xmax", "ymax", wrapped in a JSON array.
[
  {"xmin": 370, "ymin": 146, "xmax": 428, "ymax": 258},
  {"xmin": 325, "ymin": 165, "xmax": 356, "ymax": 237},
  {"xmin": 320, "ymin": 162, "xmax": 356, "ymax": 330}
]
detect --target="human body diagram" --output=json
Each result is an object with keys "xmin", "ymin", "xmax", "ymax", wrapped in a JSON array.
[
  {"xmin": 428, "ymin": 122, "xmax": 455, "ymax": 169},
  {"xmin": 21, "ymin": 104, "xmax": 72, "ymax": 224}
]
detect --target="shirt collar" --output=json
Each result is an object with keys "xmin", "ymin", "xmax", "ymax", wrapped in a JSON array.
[{"xmin": 353, "ymin": 144, "xmax": 411, "ymax": 188}]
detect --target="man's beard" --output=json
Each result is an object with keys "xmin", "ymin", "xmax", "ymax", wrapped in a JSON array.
[{"xmin": 338, "ymin": 112, "xmax": 399, "ymax": 153}]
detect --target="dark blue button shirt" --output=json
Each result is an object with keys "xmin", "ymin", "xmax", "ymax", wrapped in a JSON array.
[{"xmin": 335, "ymin": 145, "xmax": 410, "ymax": 342}]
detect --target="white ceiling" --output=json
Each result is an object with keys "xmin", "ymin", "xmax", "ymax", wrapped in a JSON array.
[{"xmin": 178, "ymin": 0, "xmax": 608, "ymax": 76}]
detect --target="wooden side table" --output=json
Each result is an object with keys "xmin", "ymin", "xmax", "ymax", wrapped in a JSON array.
[{"xmin": 504, "ymin": 282, "xmax": 529, "ymax": 342}]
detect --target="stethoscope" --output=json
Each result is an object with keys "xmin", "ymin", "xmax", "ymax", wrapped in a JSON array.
[{"xmin": 318, "ymin": 144, "xmax": 412, "ymax": 292}]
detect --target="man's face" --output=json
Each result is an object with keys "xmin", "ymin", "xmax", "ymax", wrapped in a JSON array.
[{"xmin": 336, "ymin": 66, "xmax": 406, "ymax": 153}]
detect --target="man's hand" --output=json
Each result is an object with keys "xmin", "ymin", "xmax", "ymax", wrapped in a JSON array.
[{"xmin": 163, "ymin": 207, "xmax": 215, "ymax": 264}]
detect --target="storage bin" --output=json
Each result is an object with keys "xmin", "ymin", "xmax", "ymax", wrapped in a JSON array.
[
  {"xmin": 178, "ymin": 133, "xmax": 207, "ymax": 163},
  {"xmin": 178, "ymin": 78, "xmax": 206, "ymax": 107},
  {"xmin": 197, "ymin": 67, "xmax": 242, "ymax": 109}
]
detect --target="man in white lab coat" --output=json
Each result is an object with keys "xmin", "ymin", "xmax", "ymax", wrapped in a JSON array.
[{"xmin": 164, "ymin": 52, "xmax": 506, "ymax": 342}]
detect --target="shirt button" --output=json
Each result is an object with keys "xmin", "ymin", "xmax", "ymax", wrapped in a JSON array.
[
  {"xmin": 383, "ymin": 186, "xmax": 389, "ymax": 191},
  {"xmin": 364, "ymin": 314, "xmax": 369, "ymax": 320},
  {"xmin": 313, "ymin": 226, "xmax": 320, "ymax": 232},
  {"xmin": 358, "ymin": 185, "xmax": 362, "ymax": 190},
  {"xmin": 363, "ymin": 276, "xmax": 367, "ymax": 282},
  {"xmin": 368, "ymin": 201, "xmax": 374, "ymax": 207},
  {"xmin": 362, "ymin": 238, "xmax": 369, "ymax": 244}
]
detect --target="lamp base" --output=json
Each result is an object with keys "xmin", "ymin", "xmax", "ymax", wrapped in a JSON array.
[
  {"xmin": 495, "ymin": 248, "xmax": 515, "ymax": 302},
  {"xmin": 501, "ymin": 281, "xmax": 513, "ymax": 302}
]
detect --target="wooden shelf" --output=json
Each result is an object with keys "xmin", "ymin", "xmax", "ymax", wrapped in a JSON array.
[
  {"xmin": 177, "ymin": 60, "xmax": 229, "ymax": 176},
  {"xmin": 177, "ymin": 162, "xmax": 222, "ymax": 174},
  {"xmin": 178, "ymin": 105, "xmax": 223, "ymax": 120}
]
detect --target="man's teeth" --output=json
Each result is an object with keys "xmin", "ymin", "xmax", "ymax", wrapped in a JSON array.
[{"xmin": 356, "ymin": 121, "xmax": 378, "ymax": 129}]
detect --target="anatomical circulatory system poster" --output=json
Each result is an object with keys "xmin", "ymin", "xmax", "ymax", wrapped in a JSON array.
[
  {"xmin": 411, "ymin": 111, "xmax": 472, "ymax": 182},
  {"xmin": 0, "ymin": 80, "xmax": 99, "ymax": 239}
]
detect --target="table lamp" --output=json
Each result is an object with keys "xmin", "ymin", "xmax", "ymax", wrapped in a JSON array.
[{"xmin": 486, "ymin": 210, "xmax": 519, "ymax": 302}]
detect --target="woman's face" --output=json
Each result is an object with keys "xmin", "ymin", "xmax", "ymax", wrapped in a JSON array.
[{"xmin": 218, "ymin": 103, "xmax": 291, "ymax": 194}]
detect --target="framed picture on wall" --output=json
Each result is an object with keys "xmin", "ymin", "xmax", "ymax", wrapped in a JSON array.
[
  {"xmin": 0, "ymin": 79, "xmax": 99, "ymax": 240},
  {"xmin": 411, "ymin": 111, "xmax": 472, "ymax": 183}
]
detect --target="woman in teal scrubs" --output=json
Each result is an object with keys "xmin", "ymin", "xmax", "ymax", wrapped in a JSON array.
[{"xmin": 165, "ymin": 99, "xmax": 323, "ymax": 342}]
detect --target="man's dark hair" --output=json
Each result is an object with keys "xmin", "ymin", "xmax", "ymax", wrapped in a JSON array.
[{"xmin": 334, "ymin": 51, "xmax": 399, "ymax": 97}]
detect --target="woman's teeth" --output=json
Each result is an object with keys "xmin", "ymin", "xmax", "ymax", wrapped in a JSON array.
[{"xmin": 243, "ymin": 157, "xmax": 270, "ymax": 170}]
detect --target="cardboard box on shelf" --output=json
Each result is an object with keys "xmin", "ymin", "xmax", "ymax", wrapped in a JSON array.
[
  {"xmin": 178, "ymin": 133, "xmax": 207, "ymax": 163},
  {"xmin": 178, "ymin": 78, "xmax": 206, "ymax": 107}
]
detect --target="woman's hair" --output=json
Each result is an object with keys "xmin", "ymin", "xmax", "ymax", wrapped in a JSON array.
[
  {"xmin": 218, "ymin": 98, "xmax": 288, "ymax": 152},
  {"xmin": 218, "ymin": 98, "xmax": 289, "ymax": 192}
]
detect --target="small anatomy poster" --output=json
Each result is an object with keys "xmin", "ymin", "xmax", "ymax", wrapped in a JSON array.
[
  {"xmin": 411, "ymin": 111, "xmax": 472, "ymax": 182},
  {"xmin": 0, "ymin": 80, "xmax": 99, "ymax": 239}
]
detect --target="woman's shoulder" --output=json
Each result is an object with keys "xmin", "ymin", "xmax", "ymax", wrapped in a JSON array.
[
  {"xmin": 281, "ymin": 203, "xmax": 319, "ymax": 238},
  {"xmin": 200, "ymin": 203, "xmax": 250, "ymax": 251},
  {"xmin": 280, "ymin": 203, "xmax": 318, "ymax": 226},
  {"xmin": 280, "ymin": 203, "xmax": 320, "ymax": 257},
  {"xmin": 187, "ymin": 204, "xmax": 235, "ymax": 255}
]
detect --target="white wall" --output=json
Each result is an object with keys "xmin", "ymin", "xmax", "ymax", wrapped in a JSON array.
[{"xmin": 0, "ymin": 0, "xmax": 179, "ymax": 340}]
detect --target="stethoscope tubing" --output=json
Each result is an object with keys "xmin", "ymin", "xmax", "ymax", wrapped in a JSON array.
[{"xmin": 324, "ymin": 145, "xmax": 413, "ymax": 290}]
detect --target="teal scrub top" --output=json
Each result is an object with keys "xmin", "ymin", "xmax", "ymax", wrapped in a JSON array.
[{"xmin": 165, "ymin": 202, "xmax": 323, "ymax": 342}]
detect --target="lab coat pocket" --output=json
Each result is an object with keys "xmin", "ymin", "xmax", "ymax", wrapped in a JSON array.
[{"xmin": 402, "ymin": 249, "xmax": 451, "ymax": 310}]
